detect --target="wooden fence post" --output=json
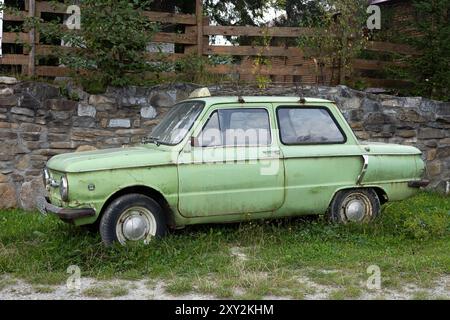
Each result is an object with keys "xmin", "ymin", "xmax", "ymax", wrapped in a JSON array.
[
  {"xmin": 27, "ymin": 0, "xmax": 36, "ymax": 76},
  {"xmin": 196, "ymin": 0, "xmax": 203, "ymax": 56}
]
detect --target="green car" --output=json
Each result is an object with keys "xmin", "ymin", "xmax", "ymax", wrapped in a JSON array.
[{"xmin": 37, "ymin": 93, "xmax": 429, "ymax": 245}]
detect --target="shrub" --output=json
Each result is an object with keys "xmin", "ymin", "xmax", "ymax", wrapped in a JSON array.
[
  {"xmin": 401, "ymin": 212, "xmax": 449, "ymax": 240},
  {"xmin": 3, "ymin": 0, "xmax": 160, "ymax": 89},
  {"xmin": 405, "ymin": 0, "xmax": 450, "ymax": 101},
  {"xmin": 297, "ymin": 0, "xmax": 369, "ymax": 85},
  {"xmin": 379, "ymin": 193, "xmax": 450, "ymax": 240}
]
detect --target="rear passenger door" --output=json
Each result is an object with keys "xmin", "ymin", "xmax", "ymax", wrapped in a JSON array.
[
  {"xmin": 177, "ymin": 105, "xmax": 285, "ymax": 218},
  {"xmin": 275, "ymin": 105, "xmax": 364, "ymax": 215}
]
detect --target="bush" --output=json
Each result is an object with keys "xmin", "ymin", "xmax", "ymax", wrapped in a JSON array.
[
  {"xmin": 379, "ymin": 193, "xmax": 450, "ymax": 240},
  {"xmin": 9, "ymin": 0, "xmax": 159, "ymax": 88},
  {"xmin": 402, "ymin": 213, "xmax": 449, "ymax": 240}
]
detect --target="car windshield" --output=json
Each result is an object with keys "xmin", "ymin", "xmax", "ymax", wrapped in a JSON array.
[{"xmin": 147, "ymin": 101, "xmax": 204, "ymax": 145}]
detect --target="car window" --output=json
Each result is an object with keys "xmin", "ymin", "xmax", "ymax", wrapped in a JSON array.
[
  {"xmin": 197, "ymin": 111, "xmax": 221, "ymax": 147},
  {"xmin": 277, "ymin": 107, "xmax": 345, "ymax": 144},
  {"xmin": 198, "ymin": 108, "xmax": 271, "ymax": 147},
  {"xmin": 149, "ymin": 101, "xmax": 204, "ymax": 145}
]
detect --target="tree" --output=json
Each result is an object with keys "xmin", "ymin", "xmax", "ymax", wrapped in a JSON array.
[
  {"xmin": 204, "ymin": 0, "xmax": 272, "ymax": 26},
  {"xmin": 405, "ymin": 0, "xmax": 450, "ymax": 100},
  {"xmin": 297, "ymin": 0, "xmax": 369, "ymax": 85},
  {"xmin": 277, "ymin": 0, "xmax": 326, "ymax": 27},
  {"xmin": 2, "ymin": 0, "xmax": 160, "ymax": 88}
]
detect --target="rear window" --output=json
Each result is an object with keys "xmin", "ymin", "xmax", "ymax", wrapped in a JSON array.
[{"xmin": 277, "ymin": 107, "xmax": 345, "ymax": 144}]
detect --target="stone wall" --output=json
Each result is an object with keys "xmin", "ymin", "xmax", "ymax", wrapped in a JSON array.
[{"xmin": 0, "ymin": 79, "xmax": 448, "ymax": 210}]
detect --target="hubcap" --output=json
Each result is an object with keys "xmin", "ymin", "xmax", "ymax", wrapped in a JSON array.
[
  {"xmin": 340, "ymin": 193, "xmax": 372, "ymax": 223},
  {"xmin": 345, "ymin": 199, "xmax": 366, "ymax": 221},
  {"xmin": 123, "ymin": 215, "xmax": 147, "ymax": 241},
  {"xmin": 116, "ymin": 207, "xmax": 157, "ymax": 244}
]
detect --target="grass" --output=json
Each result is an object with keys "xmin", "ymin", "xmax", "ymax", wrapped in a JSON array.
[
  {"xmin": 83, "ymin": 284, "xmax": 129, "ymax": 298},
  {"xmin": 0, "ymin": 192, "xmax": 449, "ymax": 299},
  {"xmin": 32, "ymin": 285, "xmax": 55, "ymax": 294}
]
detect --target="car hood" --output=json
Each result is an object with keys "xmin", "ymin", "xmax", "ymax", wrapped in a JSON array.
[{"xmin": 47, "ymin": 146, "xmax": 176, "ymax": 173}]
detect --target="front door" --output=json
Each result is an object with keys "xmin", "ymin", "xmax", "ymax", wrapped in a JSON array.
[{"xmin": 177, "ymin": 105, "xmax": 285, "ymax": 218}]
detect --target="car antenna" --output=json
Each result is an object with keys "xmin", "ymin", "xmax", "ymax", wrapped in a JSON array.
[
  {"xmin": 236, "ymin": 79, "xmax": 245, "ymax": 103},
  {"xmin": 296, "ymin": 82, "xmax": 306, "ymax": 104}
]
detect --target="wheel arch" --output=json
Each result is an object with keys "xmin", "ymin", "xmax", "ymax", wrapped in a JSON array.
[
  {"xmin": 328, "ymin": 185, "xmax": 389, "ymax": 209},
  {"xmin": 99, "ymin": 185, "xmax": 176, "ymax": 228}
]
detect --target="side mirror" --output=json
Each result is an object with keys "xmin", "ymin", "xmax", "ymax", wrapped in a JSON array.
[{"xmin": 190, "ymin": 136, "xmax": 199, "ymax": 147}]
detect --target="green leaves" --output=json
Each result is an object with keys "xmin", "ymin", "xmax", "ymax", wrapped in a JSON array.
[
  {"xmin": 36, "ymin": 0, "xmax": 159, "ymax": 88},
  {"xmin": 296, "ymin": 0, "xmax": 369, "ymax": 85},
  {"xmin": 399, "ymin": 0, "xmax": 450, "ymax": 101}
]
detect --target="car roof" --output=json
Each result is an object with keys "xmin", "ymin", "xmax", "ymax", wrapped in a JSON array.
[{"xmin": 186, "ymin": 96, "xmax": 333, "ymax": 104}]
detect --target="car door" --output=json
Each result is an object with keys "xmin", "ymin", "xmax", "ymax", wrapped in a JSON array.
[
  {"xmin": 177, "ymin": 104, "xmax": 285, "ymax": 218},
  {"xmin": 274, "ymin": 104, "xmax": 364, "ymax": 216}
]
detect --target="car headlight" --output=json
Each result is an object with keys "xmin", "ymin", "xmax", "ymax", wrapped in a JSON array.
[
  {"xmin": 60, "ymin": 175, "xmax": 69, "ymax": 201},
  {"xmin": 43, "ymin": 168, "xmax": 50, "ymax": 187}
]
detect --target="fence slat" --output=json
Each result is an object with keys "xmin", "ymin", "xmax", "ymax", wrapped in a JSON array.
[
  {"xmin": 207, "ymin": 64, "xmax": 314, "ymax": 76},
  {"xmin": 203, "ymin": 26, "xmax": 316, "ymax": 37},
  {"xmin": 353, "ymin": 59, "xmax": 407, "ymax": 70},
  {"xmin": 36, "ymin": 66, "xmax": 70, "ymax": 77},
  {"xmin": 35, "ymin": 1, "xmax": 66, "ymax": 14},
  {"xmin": 366, "ymin": 41, "xmax": 418, "ymax": 56},
  {"xmin": 0, "ymin": 54, "xmax": 29, "ymax": 65},
  {"xmin": 145, "ymin": 52, "xmax": 185, "ymax": 61},
  {"xmin": 152, "ymin": 32, "xmax": 197, "ymax": 44},
  {"xmin": 357, "ymin": 77, "xmax": 412, "ymax": 88},
  {"xmin": 3, "ymin": 12, "xmax": 27, "ymax": 21},
  {"xmin": 142, "ymin": 11, "xmax": 196, "ymax": 25},
  {"xmin": 2, "ymin": 32, "xmax": 30, "ymax": 43},
  {"xmin": 204, "ymin": 45, "xmax": 304, "ymax": 57}
]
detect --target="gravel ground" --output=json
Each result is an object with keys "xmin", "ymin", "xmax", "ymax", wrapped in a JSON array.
[{"xmin": 1, "ymin": 274, "xmax": 448, "ymax": 300}]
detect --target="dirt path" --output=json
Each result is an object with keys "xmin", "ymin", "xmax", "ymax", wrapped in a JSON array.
[{"xmin": 1, "ymin": 274, "xmax": 448, "ymax": 300}]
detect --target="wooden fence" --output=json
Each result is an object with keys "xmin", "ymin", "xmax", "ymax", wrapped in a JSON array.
[{"xmin": 0, "ymin": 0, "xmax": 417, "ymax": 88}]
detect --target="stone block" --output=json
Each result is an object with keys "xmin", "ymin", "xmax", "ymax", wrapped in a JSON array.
[
  {"xmin": 140, "ymin": 106, "xmax": 157, "ymax": 119},
  {"xmin": 11, "ymin": 107, "xmax": 34, "ymax": 117},
  {"xmin": 109, "ymin": 119, "xmax": 131, "ymax": 128},
  {"xmin": 77, "ymin": 104, "xmax": 96, "ymax": 117},
  {"xmin": 418, "ymin": 128, "xmax": 445, "ymax": 139},
  {"xmin": 0, "ymin": 183, "xmax": 17, "ymax": 209}
]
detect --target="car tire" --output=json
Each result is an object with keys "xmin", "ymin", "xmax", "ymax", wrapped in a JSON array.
[
  {"xmin": 80, "ymin": 221, "xmax": 100, "ymax": 233},
  {"xmin": 99, "ymin": 193, "xmax": 167, "ymax": 246},
  {"xmin": 328, "ymin": 188, "xmax": 380, "ymax": 224}
]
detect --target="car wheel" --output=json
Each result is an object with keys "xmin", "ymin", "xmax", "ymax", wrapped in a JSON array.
[
  {"xmin": 100, "ymin": 193, "xmax": 167, "ymax": 246},
  {"xmin": 328, "ymin": 188, "xmax": 380, "ymax": 224}
]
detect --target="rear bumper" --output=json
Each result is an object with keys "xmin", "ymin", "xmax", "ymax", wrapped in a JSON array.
[
  {"xmin": 36, "ymin": 196, "xmax": 96, "ymax": 222},
  {"xmin": 408, "ymin": 179, "xmax": 430, "ymax": 188}
]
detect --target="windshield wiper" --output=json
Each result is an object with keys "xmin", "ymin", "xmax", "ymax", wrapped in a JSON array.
[{"xmin": 141, "ymin": 136, "xmax": 161, "ymax": 146}]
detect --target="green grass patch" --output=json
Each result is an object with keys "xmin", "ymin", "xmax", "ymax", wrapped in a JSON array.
[
  {"xmin": 32, "ymin": 285, "xmax": 55, "ymax": 294},
  {"xmin": 83, "ymin": 284, "xmax": 129, "ymax": 298},
  {"xmin": 0, "ymin": 192, "xmax": 449, "ymax": 299}
]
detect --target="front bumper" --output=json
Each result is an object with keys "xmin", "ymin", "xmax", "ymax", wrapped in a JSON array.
[
  {"xmin": 408, "ymin": 179, "xmax": 430, "ymax": 188},
  {"xmin": 36, "ymin": 196, "xmax": 96, "ymax": 222}
]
